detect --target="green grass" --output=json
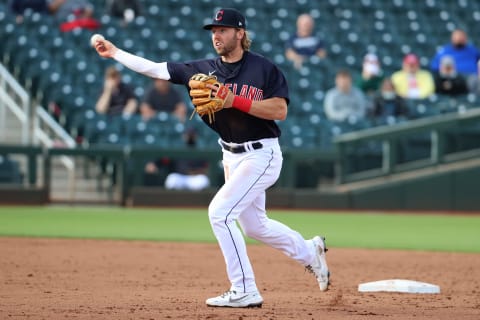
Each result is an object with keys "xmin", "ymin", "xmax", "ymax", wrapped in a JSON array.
[{"xmin": 0, "ymin": 206, "xmax": 479, "ymax": 253}]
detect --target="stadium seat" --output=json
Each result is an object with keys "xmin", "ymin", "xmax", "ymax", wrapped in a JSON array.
[
  {"xmin": 2, "ymin": 0, "xmax": 479, "ymax": 157},
  {"xmin": 0, "ymin": 155, "xmax": 23, "ymax": 184},
  {"xmin": 82, "ymin": 113, "xmax": 123, "ymax": 146}
]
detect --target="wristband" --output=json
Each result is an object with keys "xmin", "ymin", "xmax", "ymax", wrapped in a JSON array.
[{"xmin": 232, "ymin": 96, "xmax": 253, "ymax": 113}]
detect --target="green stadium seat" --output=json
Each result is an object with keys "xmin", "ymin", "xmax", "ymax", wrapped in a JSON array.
[
  {"xmin": 82, "ymin": 113, "xmax": 111, "ymax": 146},
  {"xmin": 0, "ymin": 155, "xmax": 23, "ymax": 184},
  {"xmin": 2, "ymin": 0, "xmax": 479, "ymax": 158}
]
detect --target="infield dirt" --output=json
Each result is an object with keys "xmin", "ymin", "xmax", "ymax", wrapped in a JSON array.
[{"xmin": 1, "ymin": 237, "xmax": 479, "ymax": 319}]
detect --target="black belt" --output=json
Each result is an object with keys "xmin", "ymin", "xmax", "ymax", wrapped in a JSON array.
[{"xmin": 221, "ymin": 141, "xmax": 263, "ymax": 154}]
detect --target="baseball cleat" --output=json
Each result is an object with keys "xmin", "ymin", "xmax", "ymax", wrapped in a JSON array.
[
  {"xmin": 206, "ymin": 290, "xmax": 263, "ymax": 308},
  {"xmin": 306, "ymin": 236, "xmax": 330, "ymax": 291}
]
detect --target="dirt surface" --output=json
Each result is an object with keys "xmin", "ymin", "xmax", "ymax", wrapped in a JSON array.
[{"xmin": 1, "ymin": 237, "xmax": 479, "ymax": 320}]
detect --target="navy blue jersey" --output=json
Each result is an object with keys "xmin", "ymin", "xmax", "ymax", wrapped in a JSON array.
[{"xmin": 167, "ymin": 51, "xmax": 289, "ymax": 143}]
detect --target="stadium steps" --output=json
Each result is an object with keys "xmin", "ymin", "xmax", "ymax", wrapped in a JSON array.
[
  {"xmin": 334, "ymin": 155, "xmax": 480, "ymax": 193},
  {"xmin": 1, "ymin": 91, "xmax": 117, "ymax": 204},
  {"xmin": 1, "ymin": 104, "xmax": 25, "ymax": 143},
  {"xmin": 1, "ymin": 103, "xmax": 32, "ymax": 187},
  {"xmin": 48, "ymin": 157, "xmax": 120, "ymax": 204}
]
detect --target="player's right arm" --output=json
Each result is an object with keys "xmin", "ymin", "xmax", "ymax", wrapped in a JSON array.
[{"xmin": 93, "ymin": 38, "xmax": 171, "ymax": 80}]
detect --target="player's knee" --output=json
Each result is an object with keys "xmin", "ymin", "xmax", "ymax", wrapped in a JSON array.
[
  {"xmin": 208, "ymin": 202, "xmax": 225, "ymax": 227},
  {"xmin": 242, "ymin": 227, "xmax": 257, "ymax": 239},
  {"xmin": 241, "ymin": 224, "xmax": 264, "ymax": 240}
]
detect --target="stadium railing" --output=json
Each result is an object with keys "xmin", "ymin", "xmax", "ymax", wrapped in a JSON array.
[{"xmin": 334, "ymin": 107, "xmax": 480, "ymax": 184}]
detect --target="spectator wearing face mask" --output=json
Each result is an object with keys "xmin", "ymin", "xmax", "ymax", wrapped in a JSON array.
[
  {"xmin": 372, "ymin": 78, "xmax": 408, "ymax": 119},
  {"xmin": 433, "ymin": 55, "xmax": 469, "ymax": 96},
  {"xmin": 430, "ymin": 29, "xmax": 480, "ymax": 77},
  {"xmin": 355, "ymin": 53, "xmax": 384, "ymax": 98}
]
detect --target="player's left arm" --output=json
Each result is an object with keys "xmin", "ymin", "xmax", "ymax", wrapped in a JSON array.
[
  {"xmin": 209, "ymin": 84, "xmax": 287, "ymax": 121},
  {"xmin": 231, "ymin": 96, "xmax": 287, "ymax": 121}
]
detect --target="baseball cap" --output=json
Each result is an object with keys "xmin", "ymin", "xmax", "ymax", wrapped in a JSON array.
[
  {"xmin": 203, "ymin": 8, "xmax": 246, "ymax": 30},
  {"xmin": 441, "ymin": 55, "xmax": 455, "ymax": 66},
  {"xmin": 403, "ymin": 53, "xmax": 419, "ymax": 65}
]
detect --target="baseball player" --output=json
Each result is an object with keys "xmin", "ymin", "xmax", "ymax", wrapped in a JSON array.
[{"xmin": 93, "ymin": 7, "xmax": 329, "ymax": 308}]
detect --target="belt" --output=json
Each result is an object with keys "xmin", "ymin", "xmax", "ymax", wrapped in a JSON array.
[{"xmin": 220, "ymin": 141, "xmax": 263, "ymax": 154}]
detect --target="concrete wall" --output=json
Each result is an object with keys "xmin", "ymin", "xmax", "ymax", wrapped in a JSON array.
[
  {"xmin": 1, "ymin": 165, "xmax": 477, "ymax": 212},
  {"xmin": 129, "ymin": 166, "xmax": 480, "ymax": 212}
]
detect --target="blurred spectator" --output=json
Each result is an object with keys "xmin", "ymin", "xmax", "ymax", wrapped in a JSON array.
[
  {"xmin": 94, "ymin": 67, "xmax": 137, "ymax": 185},
  {"xmin": 430, "ymin": 29, "xmax": 480, "ymax": 76},
  {"xmin": 8, "ymin": 0, "xmax": 50, "ymax": 23},
  {"xmin": 391, "ymin": 54, "xmax": 435, "ymax": 99},
  {"xmin": 144, "ymin": 129, "xmax": 210, "ymax": 190},
  {"xmin": 285, "ymin": 13, "xmax": 326, "ymax": 70},
  {"xmin": 106, "ymin": 0, "xmax": 142, "ymax": 25},
  {"xmin": 95, "ymin": 66, "xmax": 137, "ymax": 116},
  {"xmin": 140, "ymin": 79, "xmax": 187, "ymax": 123},
  {"xmin": 433, "ymin": 56, "xmax": 468, "ymax": 96},
  {"xmin": 48, "ymin": 0, "xmax": 100, "ymax": 31},
  {"xmin": 324, "ymin": 69, "xmax": 368, "ymax": 123},
  {"xmin": 355, "ymin": 53, "xmax": 384, "ymax": 98},
  {"xmin": 371, "ymin": 78, "xmax": 408, "ymax": 119}
]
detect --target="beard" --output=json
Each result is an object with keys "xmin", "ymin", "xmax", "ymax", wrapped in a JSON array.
[{"xmin": 213, "ymin": 36, "xmax": 238, "ymax": 56}]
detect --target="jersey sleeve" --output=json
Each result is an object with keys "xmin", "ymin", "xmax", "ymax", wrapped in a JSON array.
[
  {"xmin": 113, "ymin": 49, "xmax": 170, "ymax": 80},
  {"xmin": 264, "ymin": 63, "xmax": 290, "ymax": 105},
  {"xmin": 167, "ymin": 62, "xmax": 198, "ymax": 86},
  {"xmin": 167, "ymin": 59, "xmax": 219, "ymax": 86}
]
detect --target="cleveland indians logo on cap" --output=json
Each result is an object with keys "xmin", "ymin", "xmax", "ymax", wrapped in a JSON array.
[{"xmin": 215, "ymin": 10, "xmax": 224, "ymax": 21}]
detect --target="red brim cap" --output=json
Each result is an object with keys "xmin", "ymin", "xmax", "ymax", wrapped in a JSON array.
[{"xmin": 403, "ymin": 54, "xmax": 419, "ymax": 65}]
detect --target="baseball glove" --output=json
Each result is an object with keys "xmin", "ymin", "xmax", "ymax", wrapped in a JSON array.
[{"xmin": 188, "ymin": 73, "xmax": 230, "ymax": 123}]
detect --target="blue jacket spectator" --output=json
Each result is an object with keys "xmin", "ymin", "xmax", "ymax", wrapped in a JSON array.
[{"xmin": 430, "ymin": 29, "xmax": 480, "ymax": 76}]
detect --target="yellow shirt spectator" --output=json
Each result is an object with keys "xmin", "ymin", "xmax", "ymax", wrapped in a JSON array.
[{"xmin": 391, "ymin": 54, "xmax": 435, "ymax": 99}]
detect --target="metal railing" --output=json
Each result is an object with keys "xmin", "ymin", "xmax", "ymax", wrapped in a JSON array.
[
  {"xmin": 334, "ymin": 107, "xmax": 480, "ymax": 184},
  {"xmin": 0, "ymin": 63, "xmax": 76, "ymax": 197},
  {"xmin": 0, "ymin": 63, "xmax": 31, "ymax": 144}
]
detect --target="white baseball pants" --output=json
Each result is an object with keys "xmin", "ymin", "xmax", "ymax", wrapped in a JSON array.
[{"xmin": 208, "ymin": 138, "xmax": 316, "ymax": 293}]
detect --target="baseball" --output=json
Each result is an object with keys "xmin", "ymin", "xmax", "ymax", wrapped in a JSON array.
[{"xmin": 90, "ymin": 34, "xmax": 105, "ymax": 47}]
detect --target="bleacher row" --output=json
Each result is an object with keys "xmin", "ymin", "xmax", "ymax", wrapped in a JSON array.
[{"xmin": 2, "ymin": 0, "xmax": 480, "ymax": 152}]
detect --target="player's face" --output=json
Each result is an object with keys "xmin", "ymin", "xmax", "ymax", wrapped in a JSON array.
[{"xmin": 211, "ymin": 27, "xmax": 240, "ymax": 56}]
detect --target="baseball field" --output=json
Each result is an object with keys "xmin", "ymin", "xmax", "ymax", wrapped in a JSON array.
[{"xmin": 1, "ymin": 206, "xmax": 479, "ymax": 319}]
